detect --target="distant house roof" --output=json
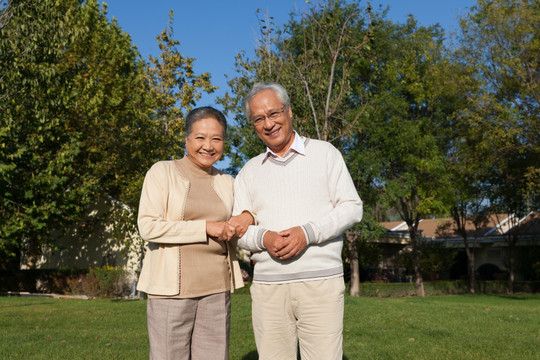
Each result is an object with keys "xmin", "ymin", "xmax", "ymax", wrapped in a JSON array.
[
  {"xmin": 515, "ymin": 212, "xmax": 540, "ymax": 234},
  {"xmin": 380, "ymin": 212, "xmax": 540, "ymax": 242}
]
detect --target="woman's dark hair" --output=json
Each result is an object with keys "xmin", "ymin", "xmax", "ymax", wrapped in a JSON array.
[{"xmin": 185, "ymin": 106, "xmax": 227, "ymax": 138}]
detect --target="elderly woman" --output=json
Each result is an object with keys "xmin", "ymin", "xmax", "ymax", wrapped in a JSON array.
[{"xmin": 136, "ymin": 106, "xmax": 252, "ymax": 360}]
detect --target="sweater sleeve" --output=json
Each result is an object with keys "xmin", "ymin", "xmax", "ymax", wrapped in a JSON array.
[
  {"xmin": 137, "ymin": 162, "xmax": 207, "ymax": 244},
  {"xmin": 233, "ymin": 166, "xmax": 267, "ymax": 252},
  {"xmin": 302, "ymin": 146, "xmax": 363, "ymax": 244}
]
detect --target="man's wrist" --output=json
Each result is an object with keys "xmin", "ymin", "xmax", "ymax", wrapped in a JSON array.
[
  {"xmin": 257, "ymin": 228, "xmax": 269, "ymax": 250},
  {"xmin": 301, "ymin": 223, "xmax": 316, "ymax": 245}
]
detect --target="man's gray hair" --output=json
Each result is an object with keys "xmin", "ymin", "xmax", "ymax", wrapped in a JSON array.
[{"xmin": 243, "ymin": 82, "xmax": 291, "ymax": 119}]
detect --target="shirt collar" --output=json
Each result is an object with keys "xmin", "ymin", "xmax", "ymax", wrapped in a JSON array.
[{"xmin": 262, "ymin": 131, "xmax": 305, "ymax": 163}]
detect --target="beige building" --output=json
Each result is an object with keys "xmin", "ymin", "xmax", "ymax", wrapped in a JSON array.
[
  {"xmin": 376, "ymin": 212, "xmax": 540, "ymax": 280},
  {"xmin": 25, "ymin": 200, "xmax": 142, "ymax": 281}
]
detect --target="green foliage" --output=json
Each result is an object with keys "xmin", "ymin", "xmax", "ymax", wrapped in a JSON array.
[
  {"xmin": 460, "ymin": 0, "xmax": 539, "ymax": 119},
  {"xmin": 0, "ymin": 268, "xmax": 87, "ymax": 293},
  {"xmin": 399, "ymin": 242, "xmax": 459, "ymax": 281},
  {"xmin": 455, "ymin": 0, "xmax": 539, "ymax": 214},
  {"xmin": 515, "ymin": 245, "xmax": 540, "ymax": 280},
  {"xmin": 217, "ymin": 51, "xmax": 266, "ymax": 171},
  {"xmin": 0, "ymin": 1, "xmax": 216, "ymax": 268},
  {"xmin": 356, "ymin": 16, "xmax": 464, "ymax": 294},
  {"xmin": 219, "ymin": 0, "xmax": 481, "ymax": 297},
  {"xmin": 343, "ymin": 211, "xmax": 386, "ymax": 274},
  {"xmin": 0, "ymin": 266, "xmax": 131, "ymax": 297},
  {"xmin": 0, "ymin": 0, "xmax": 148, "ymax": 266},
  {"xmin": 218, "ymin": 0, "xmax": 373, "ymax": 172},
  {"xmin": 451, "ymin": 0, "xmax": 540, "ymax": 287},
  {"xmin": 277, "ymin": 1, "xmax": 372, "ymax": 143},
  {"xmin": 356, "ymin": 238, "xmax": 383, "ymax": 270},
  {"xmin": 364, "ymin": 16, "xmax": 458, "ymax": 219},
  {"xmin": 145, "ymin": 10, "xmax": 217, "ymax": 158},
  {"xmin": 355, "ymin": 280, "xmax": 540, "ymax": 297}
]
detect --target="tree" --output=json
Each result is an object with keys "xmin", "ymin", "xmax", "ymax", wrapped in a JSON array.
[
  {"xmin": 1, "ymin": 0, "xmax": 149, "ymax": 267},
  {"xmin": 449, "ymin": 202, "xmax": 490, "ymax": 293},
  {"xmin": 437, "ymin": 44, "xmax": 488, "ymax": 294},
  {"xmin": 0, "ymin": 0, "xmax": 215, "ymax": 269},
  {"xmin": 399, "ymin": 241, "xmax": 458, "ymax": 281},
  {"xmin": 343, "ymin": 212, "xmax": 386, "ymax": 295},
  {"xmin": 279, "ymin": 0, "xmax": 376, "ymax": 296},
  {"xmin": 145, "ymin": 10, "xmax": 217, "ymax": 158},
  {"xmin": 219, "ymin": 0, "xmax": 374, "ymax": 296},
  {"xmin": 455, "ymin": 0, "xmax": 539, "ymax": 292},
  {"xmin": 220, "ymin": 0, "xmax": 373, "ymax": 167},
  {"xmin": 359, "ymin": 16, "xmax": 463, "ymax": 296}
]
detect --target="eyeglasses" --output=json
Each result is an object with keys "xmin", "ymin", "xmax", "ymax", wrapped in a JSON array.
[{"xmin": 251, "ymin": 105, "xmax": 287, "ymax": 126}]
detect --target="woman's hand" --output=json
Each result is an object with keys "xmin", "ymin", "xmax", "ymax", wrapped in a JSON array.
[
  {"xmin": 228, "ymin": 211, "xmax": 255, "ymax": 238},
  {"xmin": 206, "ymin": 221, "xmax": 237, "ymax": 241}
]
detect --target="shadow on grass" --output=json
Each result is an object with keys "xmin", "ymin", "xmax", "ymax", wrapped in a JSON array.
[
  {"xmin": 0, "ymin": 300, "xmax": 56, "ymax": 308},
  {"xmin": 496, "ymin": 294, "xmax": 535, "ymax": 300},
  {"xmin": 241, "ymin": 351, "xmax": 258, "ymax": 360},
  {"xmin": 241, "ymin": 350, "xmax": 350, "ymax": 359}
]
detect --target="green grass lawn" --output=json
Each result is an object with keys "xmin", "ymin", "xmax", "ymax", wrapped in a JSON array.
[{"xmin": 1, "ymin": 292, "xmax": 539, "ymax": 359}]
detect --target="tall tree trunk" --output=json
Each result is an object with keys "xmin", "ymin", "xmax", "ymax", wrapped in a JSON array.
[
  {"xmin": 463, "ymin": 234, "xmax": 476, "ymax": 295},
  {"xmin": 470, "ymin": 235, "xmax": 481, "ymax": 295},
  {"xmin": 346, "ymin": 230, "xmax": 360, "ymax": 297},
  {"xmin": 465, "ymin": 246, "xmax": 475, "ymax": 294},
  {"xmin": 508, "ymin": 236, "xmax": 515, "ymax": 294},
  {"xmin": 451, "ymin": 207, "xmax": 483, "ymax": 295},
  {"xmin": 410, "ymin": 232, "xmax": 425, "ymax": 297},
  {"xmin": 401, "ymin": 196, "xmax": 424, "ymax": 297}
]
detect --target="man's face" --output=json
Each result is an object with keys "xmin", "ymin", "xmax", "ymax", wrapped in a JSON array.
[{"xmin": 248, "ymin": 89, "xmax": 294, "ymax": 156}]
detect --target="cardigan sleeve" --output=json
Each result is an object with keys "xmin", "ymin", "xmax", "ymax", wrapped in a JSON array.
[{"xmin": 137, "ymin": 162, "xmax": 207, "ymax": 244}]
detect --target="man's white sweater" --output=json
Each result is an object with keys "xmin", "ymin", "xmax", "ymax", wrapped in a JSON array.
[{"xmin": 233, "ymin": 136, "xmax": 363, "ymax": 284}]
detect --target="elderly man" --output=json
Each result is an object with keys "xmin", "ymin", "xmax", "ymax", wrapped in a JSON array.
[{"xmin": 232, "ymin": 82, "xmax": 363, "ymax": 360}]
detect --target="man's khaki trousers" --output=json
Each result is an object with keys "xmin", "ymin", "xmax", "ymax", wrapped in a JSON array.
[{"xmin": 250, "ymin": 277, "xmax": 345, "ymax": 360}]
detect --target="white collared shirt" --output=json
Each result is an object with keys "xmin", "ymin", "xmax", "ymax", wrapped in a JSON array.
[{"xmin": 262, "ymin": 131, "xmax": 305, "ymax": 163}]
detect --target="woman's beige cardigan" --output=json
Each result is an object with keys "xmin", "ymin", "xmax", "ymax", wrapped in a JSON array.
[{"xmin": 136, "ymin": 160, "xmax": 244, "ymax": 296}]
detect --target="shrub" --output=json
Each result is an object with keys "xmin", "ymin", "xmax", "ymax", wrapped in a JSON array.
[
  {"xmin": 477, "ymin": 263, "xmax": 500, "ymax": 280},
  {"xmin": 399, "ymin": 242, "xmax": 458, "ymax": 281},
  {"xmin": 358, "ymin": 282, "xmax": 416, "ymax": 297},
  {"xmin": 0, "ymin": 268, "xmax": 87, "ymax": 293},
  {"xmin": 516, "ymin": 245, "xmax": 540, "ymax": 280},
  {"xmin": 351, "ymin": 280, "xmax": 540, "ymax": 297},
  {"xmin": 425, "ymin": 280, "xmax": 470, "ymax": 295},
  {"xmin": 68, "ymin": 266, "xmax": 130, "ymax": 298}
]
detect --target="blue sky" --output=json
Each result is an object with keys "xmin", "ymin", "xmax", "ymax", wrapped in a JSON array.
[{"xmin": 105, "ymin": 0, "xmax": 477, "ymax": 109}]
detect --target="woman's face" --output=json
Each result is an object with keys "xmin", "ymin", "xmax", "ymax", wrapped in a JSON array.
[{"xmin": 185, "ymin": 117, "xmax": 225, "ymax": 169}]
